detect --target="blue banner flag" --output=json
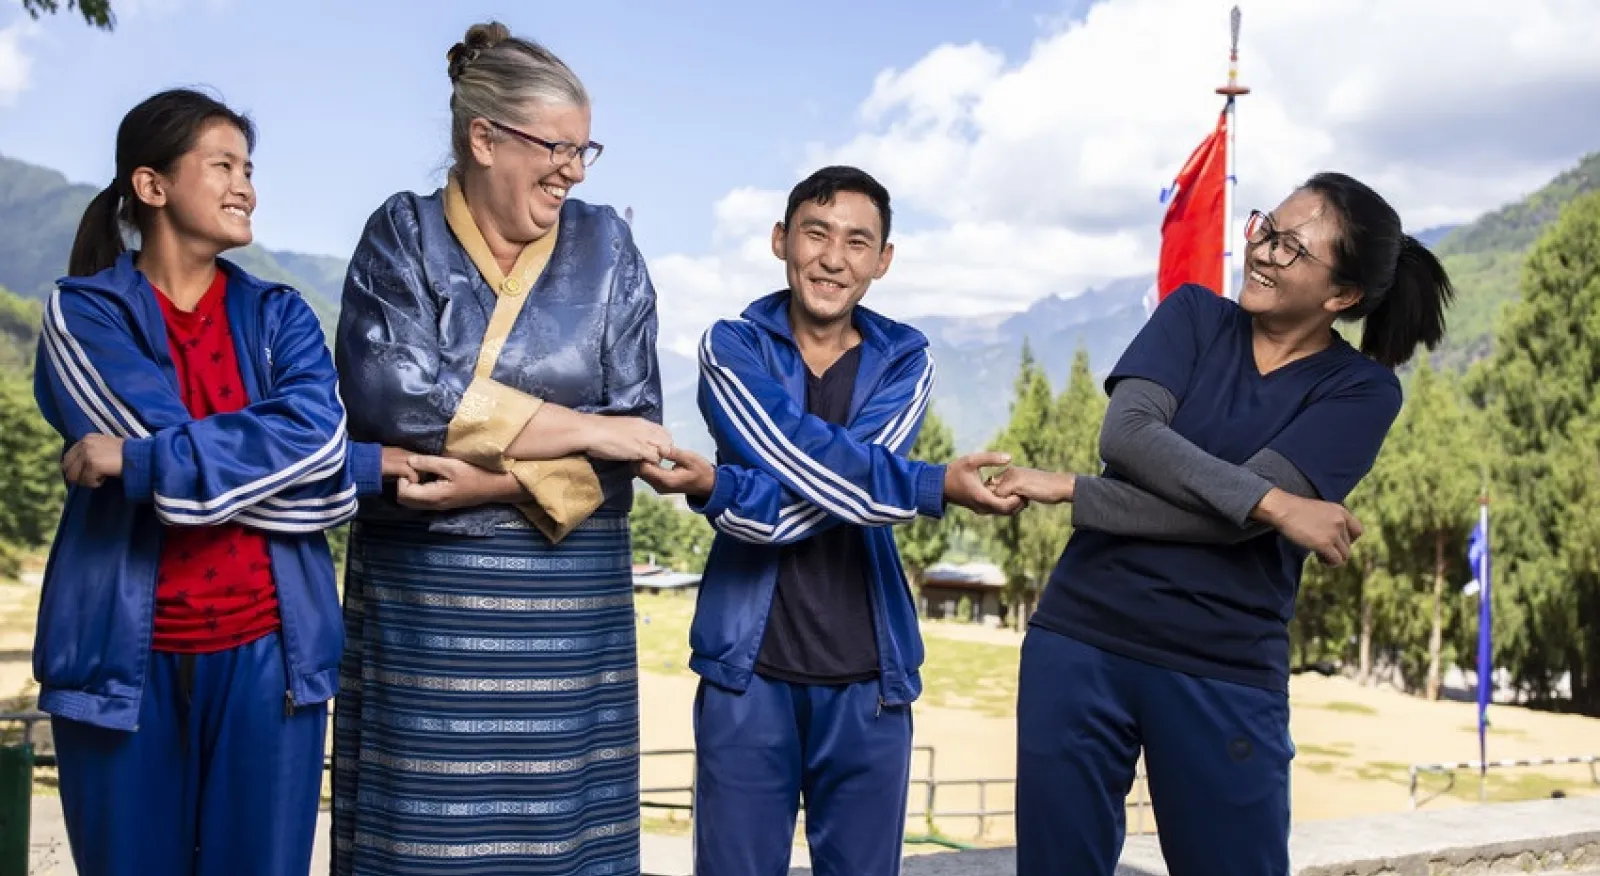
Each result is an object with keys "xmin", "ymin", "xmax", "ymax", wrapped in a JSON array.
[{"xmin": 1468, "ymin": 502, "xmax": 1491, "ymax": 775}]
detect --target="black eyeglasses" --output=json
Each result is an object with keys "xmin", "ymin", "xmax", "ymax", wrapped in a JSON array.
[
  {"xmin": 487, "ymin": 119, "xmax": 604, "ymax": 168},
  {"xmin": 1243, "ymin": 209, "xmax": 1329, "ymax": 269}
]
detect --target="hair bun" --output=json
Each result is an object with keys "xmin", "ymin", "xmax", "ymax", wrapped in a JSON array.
[{"xmin": 447, "ymin": 22, "xmax": 511, "ymax": 83}]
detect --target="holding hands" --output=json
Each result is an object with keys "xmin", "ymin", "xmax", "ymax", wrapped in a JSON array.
[
  {"xmin": 582, "ymin": 415, "xmax": 674, "ymax": 464},
  {"xmin": 632, "ymin": 447, "xmax": 1027, "ymax": 518},
  {"xmin": 985, "ymin": 466, "xmax": 1075, "ymax": 506},
  {"xmin": 943, "ymin": 452, "xmax": 1026, "ymax": 516},
  {"xmin": 635, "ymin": 447, "xmax": 716, "ymax": 499}
]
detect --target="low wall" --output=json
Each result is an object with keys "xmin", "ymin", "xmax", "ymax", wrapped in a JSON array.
[{"xmin": 790, "ymin": 796, "xmax": 1600, "ymax": 875}]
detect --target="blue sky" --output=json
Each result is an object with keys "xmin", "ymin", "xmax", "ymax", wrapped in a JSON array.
[
  {"xmin": 0, "ymin": 0, "xmax": 1079, "ymax": 258},
  {"xmin": 5, "ymin": 0, "xmax": 1599, "ymax": 352}
]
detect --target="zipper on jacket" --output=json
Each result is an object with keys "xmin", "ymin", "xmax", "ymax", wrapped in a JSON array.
[
  {"xmin": 875, "ymin": 696, "xmax": 883, "ymax": 719},
  {"xmin": 284, "ymin": 690, "xmax": 296, "ymax": 717}
]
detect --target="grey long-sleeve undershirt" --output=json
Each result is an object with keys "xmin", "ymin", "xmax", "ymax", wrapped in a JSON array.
[{"xmin": 1070, "ymin": 378, "xmax": 1317, "ymax": 544}]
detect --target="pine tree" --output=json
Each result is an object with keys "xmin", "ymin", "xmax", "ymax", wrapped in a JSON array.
[
  {"xmin": 1374, "ymin": 364, "xmax": 1483, "ymax": 698},
  {"xmin": 897, "ymin": 407, "xmax": 956, "ymax": 589},
  {"xmin": 988, "ymin": 342, "xmax": 1061, "ymax": 626},
  {"xmin": 1469, "ymin": 190, "xmax": 1600, "ymax": 714},
  {"xmin": 0, "ymin": 376, "xmax": 65, "ymax": 576}
]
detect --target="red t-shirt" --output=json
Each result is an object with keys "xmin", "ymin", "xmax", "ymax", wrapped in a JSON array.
[{"xmin": 150, "ymin": 269, "xmax": 281, "ymax": 653}]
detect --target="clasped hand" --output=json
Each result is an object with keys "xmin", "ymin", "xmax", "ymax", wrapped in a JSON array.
[
  {"xmin": 944, "ymin": 453, "xmax": 1027, "ymax": 515},
  {"xmin": 61, "ymin": 434, "xmax": 124, "ymax": 488}
]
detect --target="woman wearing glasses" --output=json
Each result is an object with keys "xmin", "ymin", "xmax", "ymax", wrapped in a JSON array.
[
  {"xmin": 331, "ymin": 21, "xmax": 666, "ymax": 876},
  {"xmin": 990, "ymin": 172, "xmax": 1455, "ymax": 876}
]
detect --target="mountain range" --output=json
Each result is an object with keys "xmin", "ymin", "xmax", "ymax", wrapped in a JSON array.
[
  {"xmin": 4, "ymin": 149, "xmax": 1598, "ymax": 452},
  {"xmin": 0, "ymin": 154, "xmax": 347, "ymax": 327}
]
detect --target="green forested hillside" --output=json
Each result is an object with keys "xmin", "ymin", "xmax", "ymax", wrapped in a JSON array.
[
  {"xmin": 0, "ymin": 153, "xmax": 345, "ymax": 326},
  {"xmin": 1432, "ymin": 151, "xmax": 1600, "ymax": 369},
  {"xmin": 0, "ymin": 284, "xmax": 58, "ymax": 575},
  {"xmin": 0, "ymin": 285, "xmax": 41, "ymax": 373}
]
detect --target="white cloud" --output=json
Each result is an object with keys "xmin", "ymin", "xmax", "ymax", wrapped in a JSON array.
[
  {"xmin": 648, "ymin": 0, "xmax": 1600, "ymax": 352},
  {"xmin": 0, "ymin": 20, "xmax": 35, "ymax": 107}
]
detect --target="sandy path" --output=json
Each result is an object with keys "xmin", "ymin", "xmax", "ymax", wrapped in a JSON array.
[
  {"xmin": 634, "ymin": 609, "xmax": 1600, "ymax": 844},
  {"xmin": 3, "ymin": 582, "xmax": 1594, "ymax": 848}
]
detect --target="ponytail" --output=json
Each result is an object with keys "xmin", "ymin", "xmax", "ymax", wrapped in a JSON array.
[
  {"xmin": 66, "ymin": 88, "xmax": 257, "ymax": 279},
  {"xmin": 1300, "ymin": 172, "xmax": 1458, "ymax": 369},
  {"xmin": 67, "ymin": 183, "xmax": 129, "ymax": 277},
  {"xmin": 1359, "ymin": 235, "xmax": 1455, "ymax": 368}
]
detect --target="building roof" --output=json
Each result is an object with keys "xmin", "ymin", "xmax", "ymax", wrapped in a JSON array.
[
  {"xmin": 922, "ymin": 561, "xmax": 1006, "ymax": 588},
  {"xmin": 632, "ymin": 564, "xmax": 702, "ymax": 590}
]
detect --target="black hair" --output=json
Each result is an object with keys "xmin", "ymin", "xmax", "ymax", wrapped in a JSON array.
[
  {"xmin": 783, "ymin": 165, "xmax": 893, "ymax": 245},
  {"xmin": 68, "ymin": 88, "xmax": 256, "ymax": 277},
  {"xmin": 1301, "ymin": 171, "xmax": 1455, "ymax": 368}
]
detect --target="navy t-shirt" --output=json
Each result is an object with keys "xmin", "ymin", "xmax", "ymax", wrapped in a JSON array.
[
  {"xmin": 755, "ymin": 345, "xmax": 881, "ymax": 685},
  {"xmin": 1030, "ymin": 284, "xmax": 1403, "ymax": 693}
]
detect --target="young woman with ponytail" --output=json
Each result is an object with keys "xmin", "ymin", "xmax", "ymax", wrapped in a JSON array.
[
  {"xmin": 34, "ymin": 88, "xmax": 410, "ymax": 876},
  {"xmin": 988, "ymin": 172, "xmax": 1455, "ymax": 876}
]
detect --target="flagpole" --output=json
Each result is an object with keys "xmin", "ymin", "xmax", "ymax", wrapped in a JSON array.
[
  {"xmin": 1476, "ymin": 464, "xmax": 1491, "ymax": 802},
  {"xmin": 1216, "ymin": 7, "xmax": 1249, "ymax": 301}
]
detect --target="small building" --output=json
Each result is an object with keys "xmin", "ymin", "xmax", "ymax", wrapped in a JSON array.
[
  {"xmin": 919, "ymin": 562, "xmax": 1007, "ymax": 624},
  {"xmin": 632, "ymin": 563, "xmax": 701, "ymax": 597}
]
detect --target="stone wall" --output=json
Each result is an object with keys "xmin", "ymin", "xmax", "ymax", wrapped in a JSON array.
[{"xmin": 789, "ymin": 796, "xmax": 1600, "ymax": 875}]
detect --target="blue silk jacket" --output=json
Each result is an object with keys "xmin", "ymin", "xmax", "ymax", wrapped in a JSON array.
[{"xmin": 335, "ymin": 188, "xmax": 663, "ymax": 535}]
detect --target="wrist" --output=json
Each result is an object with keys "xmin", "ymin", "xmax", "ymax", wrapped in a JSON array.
[
  {"xmin": 1058, "ymin": 471, "xmax": 1077, "ymax": 503},
  {"xmin": 1252, "ymin": 487, "xmax": 1292, "ymax": 527},
  {"xmin": 690, "ymin": 465, "xmax": 736, "ymax": 517},
  {"xmin": 493, "ymin": 471, "xmax": 528, "ymax": 504},
  {"xmin": 573, "ymin": 412, "xmax": 605, "ymax": 454},
  {"xmin": 691, "ymin": 468, "xmax": 716, "ymax": 500}
]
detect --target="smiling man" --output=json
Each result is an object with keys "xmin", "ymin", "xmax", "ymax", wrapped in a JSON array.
[{"xmin": 637, "ymin": 165, "xmax": 1018, "ymax": 875}]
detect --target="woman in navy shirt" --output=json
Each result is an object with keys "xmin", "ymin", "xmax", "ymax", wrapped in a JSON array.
[{"xmin": 992, "ymin": 172, "xmax": 1455, "ymax": 875}]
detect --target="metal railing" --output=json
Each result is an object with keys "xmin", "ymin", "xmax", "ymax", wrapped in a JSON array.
[
  {"xmin": 639, "ymin": 744, "xmax": 1155, "ymax": 844},
  {"xmin": 1, "ymin": 713, "xmax": 1159, "ymax": 845},
  {"xmin": 0, "ymin": 714, "xmax": 51, "ymax": 761},
  {"xmin": 1408, "ymin": 755, "xmax": 1600, "ymax": 809},
  {"xmin": 639, "ymin": 747, "xmax": 696, "ymax": 813}
]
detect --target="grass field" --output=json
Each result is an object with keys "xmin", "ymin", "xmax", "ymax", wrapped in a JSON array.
[
  {"xmin": 632, "ymin": 592, "xmax": 1600, "ymax": 843},
  {"xmin": 3, "ymin": 580, "xmax": 1596, "ymax": 845}
]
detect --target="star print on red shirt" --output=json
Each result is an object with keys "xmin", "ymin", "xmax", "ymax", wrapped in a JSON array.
[{"xmin": 150, "ymin": 269, "xmax": 281, "ymax": 653}]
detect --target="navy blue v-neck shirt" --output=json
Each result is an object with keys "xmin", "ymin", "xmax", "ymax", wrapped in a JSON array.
[
  {"xmin": 755, "ymin": 344, "xmax": 881, "ymax": 685},
  {"xmin": 1031, "ymin": 284, "xmax": 1403, "ymax": 692}
]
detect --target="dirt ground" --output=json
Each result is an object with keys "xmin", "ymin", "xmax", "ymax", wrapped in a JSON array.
[
  {"xmin": 4, "ymin": 580, "xmax": 1596, "ymax": 849},
  {"xmin": 634, "ymin": 594, "xmax": 1600, "ymax": 845}
]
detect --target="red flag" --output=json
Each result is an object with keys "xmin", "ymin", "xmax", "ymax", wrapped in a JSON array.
[{"xmin": 1156, "ymin": 109, "xmax": 1229, "ymax": 300}]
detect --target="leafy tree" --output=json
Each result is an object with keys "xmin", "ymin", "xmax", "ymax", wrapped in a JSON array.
[
  {"xmin": 1054, "ymin": 348, "xmax": 1107, "ymax": 489},
  {"xmin": 21, "ymin": 0, "xmax": 114, "ymax": 29},
  {"xmin": 987, "ymin": 342, "xmax": 1063, "ymax": 626},
  {"xmin": 326, "ymin": 524, "xmax": 350, "ymax": 573},
  {"xmin": 986, "ymin": 345, "xmax": 1105, "ymax": 628},
  {"xmin": 0, "ymin": 376, "xmax": 64, "ymax": 577},
  {"xmin": 1374, "ymin": 364, "xmax": 1482, "ymax": 698},
  {"xmin": 0, "ymin": 287, "xmax": 41, "ymax": 374},
  {"xmin": 896, "ymin": 407, "xmax": 955, "ymax": 589},
  {"xmin": 1468, "ymin": 190, "xmax": 1600, "ymax": 714},
  {"xmin": 630, "ymin": 490, "xmax": 714, "ymax": 574}
]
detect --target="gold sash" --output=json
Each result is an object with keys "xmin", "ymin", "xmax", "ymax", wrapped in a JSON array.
[{"xmin": 440, "ymin": 176, "xmax": 603, "ymax": 542}]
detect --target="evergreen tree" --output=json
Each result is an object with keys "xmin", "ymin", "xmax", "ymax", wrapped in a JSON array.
[
  {"xmin": 0, "ymin": 376, "xmax": 64, "ymax": 576},
  {"xmin": 988, "ymin": 342, "xmax": 1062, "ymax": 626},
  {"xmin": 629, "ymin": 490, "xmax": 715, "ymax": 574},
  {"xmin": 896, "ymin": 407, "xmax": 956, "ymax": 589},
  {"xmin": 1374, "ymin": 364, "xmax": 1482, "ymax": 698},
  {"xmin": 1468, "ymin": 190, "xmax": 1600, "ymax": 713}
]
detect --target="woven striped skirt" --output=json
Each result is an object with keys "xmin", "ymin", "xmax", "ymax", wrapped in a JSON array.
[{"xmin": 331, "ymin": 514, "xmax": 640, "ymax": 876}]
